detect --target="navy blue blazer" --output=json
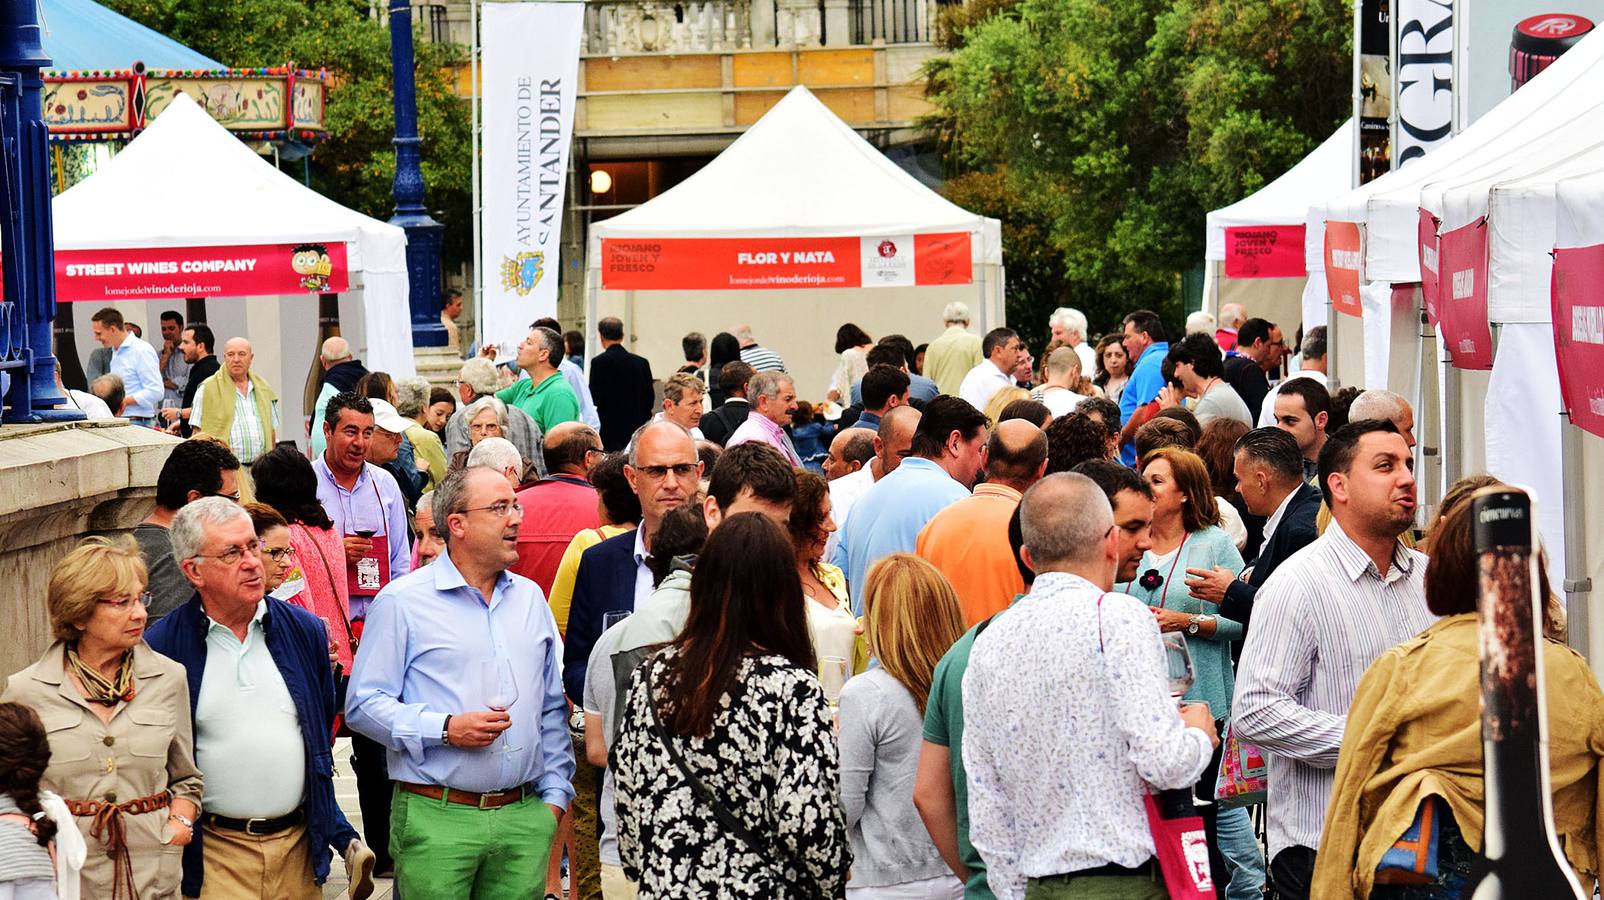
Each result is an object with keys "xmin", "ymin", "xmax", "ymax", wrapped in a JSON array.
[
  {"xmin": 1219, "ymin": 481, "xmax": 1322, "ymax": 631},
  {"xmin": 563, "ymin": 530, "xmax": 640, "ymax": 704},
  {"xmin": 145, "ymin": 594, "xmax": 354, "ymax": 896}
]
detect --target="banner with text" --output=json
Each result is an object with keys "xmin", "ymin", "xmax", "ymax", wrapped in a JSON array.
[
  {"xmin": 481, "ymin": 1, "xmax": 582, "ymax": 355},
  {"xmin": 52, "ymin": 242, "xmax": 349, "ymax": 302},
  {"xmin": 1417, "ymin": 209, "xmax": 1441, "ymax": 324},
  {"xmin": 1437, "ymin": 217, "xmax": 1491, "ymax": 370},
  {"xmin": 1323, "ymin": 221, "xmax": 1365, "ymax": 317},
  {"xmin": 1224, "ymin": 226, "xmax": 1306, "ymax": 278},
  {"xmin": 1395, "ymin": 0, "xmax": 1455, "ymax": 168},
  {"xmin": 1551, "ymin": 245, "xmax": 1604, "ymax": 440},
  {"xmin": 599, "ymin": 234, "xmax": 974, "ymax": 291}
]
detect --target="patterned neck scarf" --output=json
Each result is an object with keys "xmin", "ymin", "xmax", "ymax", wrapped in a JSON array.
[{"xmin": 65, "ymin": 643, "xmax": 137, "ymax": 707}]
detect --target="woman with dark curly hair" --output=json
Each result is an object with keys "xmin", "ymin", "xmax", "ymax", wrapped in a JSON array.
[
  {"xmin": 548, "ymin": 453, "xmax": 643, "ymax": 635},
  {"xmin": 789, "ymin": 470, "xmax": 864, "ymax": 672},
  {"xmin": 0, "ymin": 702, "xmax": 66, "ymax": 899},
  {"xmin": 1044, "ymin": 411, "xmax": 1115, "ymax": 474}
]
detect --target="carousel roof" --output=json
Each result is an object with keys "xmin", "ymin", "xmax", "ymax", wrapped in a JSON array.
[{"xmin": 41, "ymin": 0, "xmax": 223, "ymax": 71}]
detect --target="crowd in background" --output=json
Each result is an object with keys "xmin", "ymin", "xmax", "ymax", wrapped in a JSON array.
[{"xmin": 2, "ymin": 297, "xmax": 1602, "ymax": 900}]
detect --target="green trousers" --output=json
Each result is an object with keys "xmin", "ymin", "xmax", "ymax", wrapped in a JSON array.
[
  {"xmin": 1025, "ymin": 872, "xmax": 1169, "ymax": 900},
  {"xmin": 390, "ymin": 786, "xmax": 559, "ymax": 900}
]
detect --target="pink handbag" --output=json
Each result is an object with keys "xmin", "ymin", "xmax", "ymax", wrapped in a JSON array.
[{"xmin": 1143, "ymin": 793, "xmax": 1217, "ymax": 899}]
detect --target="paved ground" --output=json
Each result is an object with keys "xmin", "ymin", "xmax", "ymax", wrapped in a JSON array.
[{"xmin": 322, "ymin": 738, "xmax": 394, "ymax": 900}]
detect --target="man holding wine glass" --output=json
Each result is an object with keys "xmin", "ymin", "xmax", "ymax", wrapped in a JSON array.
[{"xmin": 346, "ymin": 466, "xmax": 576, "ymax": 900}]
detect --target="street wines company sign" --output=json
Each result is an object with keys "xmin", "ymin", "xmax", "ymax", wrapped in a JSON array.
[
  {"xmin": 600, "ymin": 234, "xmax": 973, "ymax": 290},
  {"xmin": 1551, "ymin": 244, "xmax": 1604, "ymax": 440},
  {"xmin": 49, "ymin": 242, "xmax": 349, "ymax": 302}
]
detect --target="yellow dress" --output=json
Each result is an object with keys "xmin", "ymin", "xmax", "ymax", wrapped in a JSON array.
[{"xmin": 547, "ymin": 525, "xmax": 632, "ymax": 633}]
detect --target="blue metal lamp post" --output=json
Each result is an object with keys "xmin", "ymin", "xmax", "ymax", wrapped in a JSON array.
[
  {"xmin": 389, "ymin": 0, "xmax": 448, "ymax": 348},
  {"xmin": 0, "ymin": 0, "xmax": 79, "ymax": 422}
]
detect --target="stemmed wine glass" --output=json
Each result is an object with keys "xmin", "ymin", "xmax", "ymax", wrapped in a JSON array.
[
  {"xmin": 480, "ymin": 658, "xmax": 520, "ymax": 753},
  {"xmin": 1160, "ymin": 633, "xmax": 1195, "ymax": 705},
  {"xmin": 819, "ymin": 656, "xmax": 850, "ymax": 711}
]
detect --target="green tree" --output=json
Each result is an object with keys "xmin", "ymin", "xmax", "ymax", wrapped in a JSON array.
[
  {"xmin": 105, "ymin": 0, "xmax": 473, "ymax": 267},
  {"xmin": 928, "ymin": 0, "xmax": 1348, "ymax": 339}
]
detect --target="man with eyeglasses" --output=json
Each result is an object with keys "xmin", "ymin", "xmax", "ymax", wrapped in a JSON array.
[
  {"xmin": 511, "ymin": 422, "xmax": 606, "ymax": 595},
  {"xmin": 137, "ymin": 439, "xmax": 242, "ymax": 622},
  {"xmin": 1223, "ymin": 318, "xmax": 1286, "ymax": 423},
  {"xmin": 313, "ymin": 390, "xmax": 411, "ymax": 875},
  {"xmin": 346, "ymin": 466, "xmax": 575, "ymax": 899},
  {"xmin": 145, "ymin": 497, "xmax": 376, "ymax": 900}
]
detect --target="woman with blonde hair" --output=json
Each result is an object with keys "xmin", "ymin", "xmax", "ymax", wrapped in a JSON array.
[
  {"xmin": 981, "ymin": 386, "xmax": 1030, "ymax": 429},
  {"xmin": 838, "ymin": 554, "xmax": 967, "ymax": 899},
  {"xmin": 2, "ymin": 537, "xmax": 202, "ymax": 900}
]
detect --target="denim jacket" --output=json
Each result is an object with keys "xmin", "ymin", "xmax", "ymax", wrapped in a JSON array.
[{"xmin": 145, "ymin": 593, "xmax": 350, "ymax": 896}]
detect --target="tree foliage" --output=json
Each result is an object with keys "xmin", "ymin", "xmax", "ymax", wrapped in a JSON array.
[
  {"xmin": 927, "ymin": 0, "xmax": 1348, "ymax": 341},
  {"xmin": 103, "ymin": 0, "xmax": 473, "ymax": 267}
]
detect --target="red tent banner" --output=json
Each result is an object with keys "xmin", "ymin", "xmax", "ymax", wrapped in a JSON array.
[
  {"xmin": 1223, "ymin": 225, "xmax": 1306, "ymax": 278},
  {"xmin": 1417, "ymin": 209, "xmax": 1441, "ymax": 326},
  {"xmin": 1437, "ymin": 218, "xmax": 1493, "ymax": 370},
  {"xmin": 599, "ymin": 233, "xmax": 973, "ymax": 291},
  {"xmin": 1552, "ymin": 244, "xmax": 1604, "ymax": 440},
  {"xmin": 1323, "ymin": 221, "xmax": 1364, "ymax": 317},
  {"xmin": 50, "ymin": 242, "xmax": 350, "ymax": 302}
]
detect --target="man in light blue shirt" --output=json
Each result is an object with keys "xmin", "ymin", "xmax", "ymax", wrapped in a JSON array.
[
  {"xmin": 832, "ymin": 396, "xmax": 988, "ymax": 610},
  {"xmin": 347, "ymin": 466, "xmax": 575, "ymax": 899},
  {"xmin": 1117, "ymin": 309, "xmax": 1172, "ymax": 466},
  {"xmin": 90, "ymin": 306, "xmax": 163, "ymax": 424}
]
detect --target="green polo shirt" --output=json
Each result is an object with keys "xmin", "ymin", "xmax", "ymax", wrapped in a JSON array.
[
  {"xmin": 924, "ymin": 618, "xmax": 996, "ymax": 900},
  {"xmin": 497, "ymin": 371, "xmax": 580, "ymax": 433}
]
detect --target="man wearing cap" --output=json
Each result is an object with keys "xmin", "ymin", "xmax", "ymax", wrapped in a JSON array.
[
  {"xmin": 924, "ymin": 302, "xmax": 984, "ymax": 397},
  {"xmin": 368, "ymin": 398, "xmax": 424, "ymax": 514},
  {"xmin": 314, "ymin": 391, "xmax": 412, "ymax": 877}
]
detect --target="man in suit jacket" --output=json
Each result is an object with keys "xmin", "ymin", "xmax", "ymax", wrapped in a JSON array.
[
  {"xmin": 562, "ymin": 420, "xmax": 701, "ymax": 702},
  {"xmin": 589, "ymin": 316, "xmax": 656, "ymax": 451},
  {"xmin": 699, "ymin": 360, "xmax": 755, "ymax": 446},
  {"xmin": 1185, "ymin": 427, "xmax": 1320, "ymax": 630}
]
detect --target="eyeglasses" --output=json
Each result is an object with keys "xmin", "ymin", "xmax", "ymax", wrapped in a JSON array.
[
  {"xmin": 462, "ymin": 500, "xmax": 523, "ymax": 518},
  {"xmin": 208, "ymin": 490, "xmax": 242, "ymax": 502},
  {"xmin": 631, "ymin": 463, "xmax": 698, "ymax": 480},
  {"xmin": 193, "ymin": 543, "xmax": 260, "ymax": 566},
  {"xmin": 257, "ymin": 543, "xmax": 296, "ymax": 564},
  {"xmin": 469, "ymin": 423, "xmax": 502, "ymax": 434},
  {"xmin": 97, "ymin": 592, "xmax": 153, "ymax": 611}
]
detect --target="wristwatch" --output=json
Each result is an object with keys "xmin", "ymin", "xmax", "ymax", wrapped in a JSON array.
[
  {"xmin": 441, "ymin": 715, "xmax": 453, "ymax": 746},
  {"xmin": 1186, "ymin": 614, "xmax": 1213, "ymax": 635},
  {"xmin": 170, "ymin": 813, "xmax": 194, "ymax": 830}
]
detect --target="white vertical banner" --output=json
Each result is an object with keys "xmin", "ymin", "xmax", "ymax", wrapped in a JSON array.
[
  {"xmin": 1394, "ymin": 0, "xmax": 1455, "ymax": 168},
  {"xmin": 481, "ymin": 2, "xmax": 583, "ymax": 356}
]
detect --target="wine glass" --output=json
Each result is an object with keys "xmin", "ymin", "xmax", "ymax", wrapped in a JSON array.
[
  {"xmin": 819, "ymin": 656, "xmax": 850, "ymax": 711},
  {"xmin": 480, "ymin": 658, "xmax": 520, "ymax": 753},
  {"xmin": 602, "ymin": 610, "xmax": 631, "ymax": 632},
  {"xmin": 1160, "ymin": 633, "xmax": 1195, "ymax": 704}
]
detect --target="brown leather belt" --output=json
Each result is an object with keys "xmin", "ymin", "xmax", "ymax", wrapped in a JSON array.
[
  {"xmin": 65, "ymin": 790, "xmax": 171, "ymax": 900},
  {"xmin": 397, "ymin": 781, "xmax": 535, "ymax": 810}
]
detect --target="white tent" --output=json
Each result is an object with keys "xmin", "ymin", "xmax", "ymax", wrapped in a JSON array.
[
  {"xmin": 585, "ymin": 86, "xmax": 1004, "ymax": 399},
  {"xmin": 1202, "ymin": 121, "xmax": 1354, "ymax": 342},
  {"xmin": 53, "ymin": 93, "xmax": 414, "ymax": 442}
]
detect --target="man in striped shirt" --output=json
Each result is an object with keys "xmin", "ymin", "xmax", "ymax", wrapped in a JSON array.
[
  {"xmin": 1230, "ymin": 419, "xmax": 1433, "ymax": 900},
  {"xmin": 732, "ymin": 323, "xmax": 786, "ymax": 372}
]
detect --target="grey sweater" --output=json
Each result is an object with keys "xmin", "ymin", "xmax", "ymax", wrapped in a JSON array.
[{"xmin": 837, "ymin": 669, "xmax": 959, "ymax": 889}]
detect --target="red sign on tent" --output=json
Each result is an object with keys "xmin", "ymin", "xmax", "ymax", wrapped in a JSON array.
[
  {"xmin": 599, "ymin": 233, "xmax": 972, "ymax": 291},
  {"xmin": 1323, "ymin": 221, "xmax": 1364, "ymax": 317},
  {"xmin": 1552, "ymin": 244, "xmax": 1604, "ymax": 440},
  {"xmin": 1436, "ymin": 218, "xmax": 1492, "ymax": 370},
  {"xmin": 51, "ymin": 243, "xmax": 349, "ymax": 302},
  {"xmin": 1224, "ymin": 225, "xmax": 1305, "ymax": 278},
  {"xmin": 1417, "ymin": 209, "xmax": 1441, "ymax": 325}
]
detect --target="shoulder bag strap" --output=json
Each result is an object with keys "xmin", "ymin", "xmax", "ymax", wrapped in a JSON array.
[
  {"xmin": 644, "ymin": 663, "xmax": 821, "ymax": 900},
  {"xmin": 303, "ymin": 528, "xmax": 358, "ymax": 652}
]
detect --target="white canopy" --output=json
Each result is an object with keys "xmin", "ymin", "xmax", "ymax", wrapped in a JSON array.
[
  {"xmin": 53, "ymin": 93, "xmax": 415, "ymax": 376},
  {"xmin": 585, "ymin": 86, "xmax": 1005, "ymax": 398},
  {"xmin": 590, "ymin": 86, "xmax": 1002, "ymax": 263},
  {"xmin": 1316, "ymin": 27, "xmax": 1604, "ymax": 283},
  {"xmin": 1205, "ymin": 120, "xmax": 1353, "ymax": 261}
]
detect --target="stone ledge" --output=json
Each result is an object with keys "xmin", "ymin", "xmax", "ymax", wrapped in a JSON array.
[{"xmin": 0, "ymin": 421, "xmax": 179, "ymax": 520}]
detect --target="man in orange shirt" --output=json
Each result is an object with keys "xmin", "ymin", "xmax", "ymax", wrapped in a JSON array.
[{"xmin": 916, "ymin": 419, "xmax": 1048, "ymax": 625}]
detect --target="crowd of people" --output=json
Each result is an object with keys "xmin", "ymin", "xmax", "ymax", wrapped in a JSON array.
[{"xmin": 1, "ymin": 297, "xmax": 1601, "ymax": 900}]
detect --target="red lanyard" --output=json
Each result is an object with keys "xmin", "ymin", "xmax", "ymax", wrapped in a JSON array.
[{"xmin": 1157, "ymin": 533, "xmax": 1189, "ymax": 608}]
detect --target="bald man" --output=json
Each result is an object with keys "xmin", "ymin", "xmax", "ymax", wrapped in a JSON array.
[
  {"xmin": 512, "ymin": 422, "xmax": 605, "ymax": 593},
  {"xmin": 190, "ymin": 337, "xmax": 280, "ymax": 463},
  {"xmin": 916, "ymin": 419, "xmax": 1049, "ymax": 624},
  {"xmin": 1348, "ymin": 389, "xmax": 1416, "ymax": 448},
  {"xmin": 826, "ymin": 412, "xmax": 918, "ymax": 560},
  {"xmin": 311, "ymin": 335, "xmax": 370, "ymax": 457}
]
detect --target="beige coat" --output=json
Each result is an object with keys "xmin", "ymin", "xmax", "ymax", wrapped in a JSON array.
[{"xmin": 2, "ymin": 642, "xmax": 203, "ymax": 900}]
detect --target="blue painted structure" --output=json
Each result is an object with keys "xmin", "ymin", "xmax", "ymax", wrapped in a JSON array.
[
  {"xmin": 0, "ymin": 0, "xmax": 79, "ymax": 423},
  {"xmin": 39, "ymin": 0, "xmax": 222, "ymax": 71},
  {"xmin": 388, "ymin": 0, "xmax": 446, "ymax": 348}
]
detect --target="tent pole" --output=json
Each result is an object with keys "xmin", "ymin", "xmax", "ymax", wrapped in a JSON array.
[
  {"xmin": 471, "ymin": 0, "xmax": 483, "ymax": 353},
  {"xmin": 1441, "ymin": 345, "xmax": 1461, "ymax": 485},
  {"xmin": 1560, "ymin": 414, "xmax": 1592, "ymax": 659},
  {"xmin": 1418, "ymin": 305, "xmax": 1442, "ymax": 525},
  {"xmin": 1326, "ymin": 293, "xmax": 1341, "ymax": 391},
  {"xmin": 977, "ymin": 262, "xmax": 989, "ymax": 331}
]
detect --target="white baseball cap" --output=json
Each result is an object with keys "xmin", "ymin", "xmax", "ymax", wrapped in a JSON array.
[{"xmin": 368, "ymin": 399, "xmax": 411, "ymax": 435}]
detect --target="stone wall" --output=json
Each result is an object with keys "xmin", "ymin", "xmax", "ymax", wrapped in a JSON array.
[{"xmin": 0, "ymin": 421, "xmax": 178, "ymax": 679}]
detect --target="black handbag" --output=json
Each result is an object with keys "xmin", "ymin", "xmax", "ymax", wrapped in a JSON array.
[{"xmin": 643, "ymin": 664, "xmax": 827, "ymax": 900}]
